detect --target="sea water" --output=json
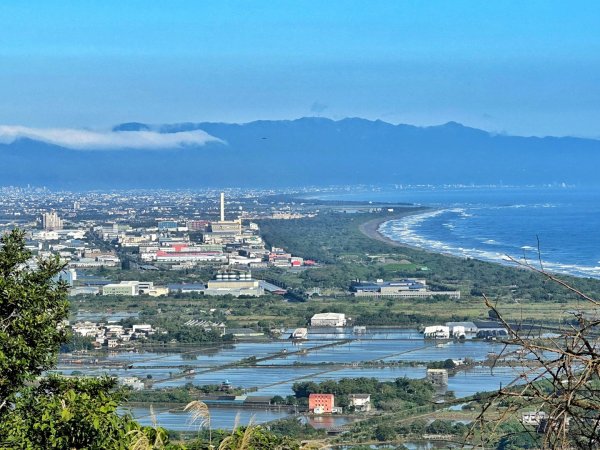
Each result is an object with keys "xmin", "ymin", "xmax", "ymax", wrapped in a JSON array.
[{"xmin": 318, "ymin": 186, "xmax": 600, "ymax": 279}]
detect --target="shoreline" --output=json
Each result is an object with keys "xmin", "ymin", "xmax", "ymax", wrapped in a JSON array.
[
  {"xmin": 358, "ymin": 207, "xmax": 475, "ymax": 265},
  {"xmin": 358, "ymin": 208, "xmax": 599, "ymax": 281},
  {"xmin": 358, "ymin": 207, "xmax": 434, "ymax": 250}
]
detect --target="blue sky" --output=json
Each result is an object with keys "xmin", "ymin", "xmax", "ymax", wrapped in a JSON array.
[{"xmin": 1, "ymin": 1, "xmax": 599, "ymax": 136}]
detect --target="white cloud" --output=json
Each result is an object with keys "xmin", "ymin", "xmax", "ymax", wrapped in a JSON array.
[{"xmin": 0, "ymin": 125, "xmax": 223, "ymax": 150}]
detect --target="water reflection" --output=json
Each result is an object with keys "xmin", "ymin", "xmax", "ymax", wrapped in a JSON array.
[{"xmin": 59, "ymin": 327, "xmax": 539, "ymax": 431}]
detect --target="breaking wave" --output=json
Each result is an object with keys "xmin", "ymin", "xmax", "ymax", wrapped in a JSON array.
[{"xmin": 378, "ymin": 206, "xmax": 600, "ymax": 279}]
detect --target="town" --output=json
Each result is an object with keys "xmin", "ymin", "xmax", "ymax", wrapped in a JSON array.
[{"xmin": 0, "ymin": 186, "xmax": 575, "ymax": 447}]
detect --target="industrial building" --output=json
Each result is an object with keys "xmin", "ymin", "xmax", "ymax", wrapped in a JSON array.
[
  {"xmin": 209, "ymin": 192, "xmax": 242, "ymax": 234},
  {"xmin": 203, "ymin": 270, "xmax": 264, "ymax": 297},
  {"xmin": 351, "ymin": 278, "xmax": 461, "ymax": 299},
  {"xmin": 167, "ymin": 283, "xmax": 206, "ymax": 293},
  {"xmin": 102, "ymin": 281, "xmax": 140, "ymax": 296},
  {"xmin": 423, "ymin": 321, "xmax": 508, "ymax": 339},
  {"xmin": 445, "ymin": 321, "xmax": 478, "ymax": 333},
  {"xmin": 310, "ymin": 313, "xmax": 347, "ymax": 327},
  {"xmin": 423, "ymin": 325, "xmax": 450, "ymax": 339}
]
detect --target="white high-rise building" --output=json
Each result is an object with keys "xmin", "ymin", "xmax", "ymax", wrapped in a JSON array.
[{"xmin": 42, "ymin": 211, "xmax": 63, "ymax": 230}]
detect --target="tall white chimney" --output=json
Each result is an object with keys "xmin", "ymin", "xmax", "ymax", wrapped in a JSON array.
[{"xmin": 220, "ymin": 192, "xmax": 225, "ymax": 222}]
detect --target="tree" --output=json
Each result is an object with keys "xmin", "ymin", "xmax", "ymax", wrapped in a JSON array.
[
  {"xmin": 217, "ymin": 425, "xmax": 299, "ymax": 450},
  {"xmin": 472, "ymin": 254, "xmax": 600, "ymax": 449},
  {"xmin": 0, "ymin": 376, "xmax": 160, "ymax": 449},
  {"xmin": 374, "ymin": 423, "xmax": 396, "ymax": 442},
  {"xmin": 0, "ymin": 230, "xmax": 173, "ymax": 449},
  {"xmin": 0, "ymin": 229, "xmax": 70, "ymax": 412},
  {"xmin": 271, "ymin": 395, "xmax": 286, "ymax": 405}
]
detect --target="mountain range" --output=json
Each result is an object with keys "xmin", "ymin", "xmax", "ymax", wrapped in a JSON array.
[{"xmin": 2, "ymin": 117, "xmax": 599, "ymax": 189}]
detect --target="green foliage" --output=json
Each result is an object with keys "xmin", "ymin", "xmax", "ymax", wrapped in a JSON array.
[
  {"xmin": 60, "ymin": 333, "xmax": 96, "ymax": 353},
  {"xmin": 148, "ymin": 317, "xmax": 228, "ymax": 343},
  {"xmin": 259, "ymin": 212, "xmax": 600, "ymax": 303},
  {"xmin": 292, "ymin": 377, "xmax": 434, "ymax": 410},
  {"xmin": 127, "ymin": 384, "xmax": 244, "ymax": 403},
  {"xmin": 267, "ymin": 417, "xmax": 326, "ymax": 439},
  {"xmin": 0, "ymin": 376, "xmax": 168, "ymax": 449},
  {"xmin": 270, "ymin": 395, "xmax": 286, "ymax": 405},
  {"xmin": 0, "ymin": 230, "xmax": 180, "ymax": 449},
  {"xmin": 426, "ymin": 359, "xmax": 456, "ymax": 370},
  {"xmin": 0, "ymin": 229, "xmax": 70, "ymax": 410},
  {"xmin": 425, "ymin": 419, "xmax": 467, "ymax": 435},
  {"xmin": 497, "ymin": 431, "xmax": 541, "ymax": 449},
  {"xmin": 409, "ymin": 419, "xmax": 427, "ymax": 435},
  {"xmin": 217, "ymin": 425, "xmax": 300, "ymax": 450},
  {"xmin": 374, "ymin": 423, "xmax": 396, "ymax": 441}
]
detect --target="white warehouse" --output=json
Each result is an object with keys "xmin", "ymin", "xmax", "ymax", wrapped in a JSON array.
[{"xmin": 311, "ymin": 313, "xmax": 347, "ymax": 327}]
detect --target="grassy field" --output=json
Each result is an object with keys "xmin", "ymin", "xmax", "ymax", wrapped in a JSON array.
[
  {"xmin": 71, "ymin": 207, "xmax": 600, "ymax": 329},
  {"xmin": 258, "ymin": 209, "xmax": 600, "ymax": 326}
]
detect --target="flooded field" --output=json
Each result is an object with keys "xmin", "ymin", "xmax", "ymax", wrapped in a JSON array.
[
  {"xmin": 58, "ymin": 327, "xmax": 530, "ymax": 430},
  {"xmin": 124, "ymin": 405, "xmax": 291, "ymax": 431}
]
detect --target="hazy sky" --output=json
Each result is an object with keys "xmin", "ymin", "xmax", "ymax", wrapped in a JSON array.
[{"xmin": 1, "ymin": 1, "xmax": 599, "ymax": 137}]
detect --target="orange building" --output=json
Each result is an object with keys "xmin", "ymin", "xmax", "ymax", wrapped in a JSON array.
[{"xmin": 308, "ymin": 393, "xmax": 335, "ymax": 414}]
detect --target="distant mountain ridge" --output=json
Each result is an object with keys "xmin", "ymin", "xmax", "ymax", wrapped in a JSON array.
[{"xmin": 3, "ymin": 117, "xmax": 599, "ymax": 189}]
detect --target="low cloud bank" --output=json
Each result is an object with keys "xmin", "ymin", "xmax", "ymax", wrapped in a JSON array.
[{"xmin": 0, "ymin": 125, "xmax": 222, "ymax": 150}]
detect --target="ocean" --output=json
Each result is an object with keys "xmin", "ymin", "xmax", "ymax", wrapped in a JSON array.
[{"xmin": 314, "ymin": 186, "xmax": 600, "ymax": 279}]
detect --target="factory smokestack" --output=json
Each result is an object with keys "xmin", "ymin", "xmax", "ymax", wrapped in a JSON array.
[{"xmin": 220, "ymin": 192, "xmax": 225, "ymax": 222}]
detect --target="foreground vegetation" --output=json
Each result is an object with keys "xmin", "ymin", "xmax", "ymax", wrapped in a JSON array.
[
  {"xmin": 7, "ymin": 204, "xmax": 600, "ymax": 448},
  {"xmin": 0, "ymin": 230, "xmax": 300, "ymax": 449}
]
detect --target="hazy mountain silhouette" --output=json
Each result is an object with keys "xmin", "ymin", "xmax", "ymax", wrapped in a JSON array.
[{"xmin": 3, "ymin": 117, "xmax": 599, "ymax": 189}]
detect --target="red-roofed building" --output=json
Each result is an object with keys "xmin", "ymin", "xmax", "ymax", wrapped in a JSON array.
[{"xmin": 309, "ymin": 393, "xmax": 335, "ymax": 414}]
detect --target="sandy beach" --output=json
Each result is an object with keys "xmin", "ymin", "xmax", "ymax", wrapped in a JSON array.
[{"xmin": 358, "ymin": 207, "xmax": 431, "ymax": 247}]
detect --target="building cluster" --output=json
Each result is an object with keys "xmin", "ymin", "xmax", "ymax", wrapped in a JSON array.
[
  {"xmin": 423, "ymin": 321, "xmax": 508, "ymax": 339},
  {"xmin": 3, "ymin": 192, "xmax": 313, "ymax": 299},
  {"xmin": 308, "ymin": 393, "xmax": 371, "ymax": 414},
  {"xmin": 0, "ymin": 187, "xmax": 320, "ymax": 236},
  {"xmin": 351, "ymin": 278, "xmax": 461, "ymax": 299},
  {"xmin": 71, "ymin": 321, "xmax": 155, "ymax": 348},
  {"xmin": 104, "ymin": 193, "xmax": 311, "ymax": 272},
  {"xmin": 17, "ymin": 212, "xmax": 126, "ymax": 276},
  {"xmin": 42, "ymin": 210, "xmax": 64, "ymax": 230},
  {"xmin": 119, "ymin": 376, "xmax": 146, "ymax": 391},
  {"xmin": 101, "ymin": 281, "xmax": 169, "ymax": 297},
  {"xmin": 70, "ymin": 270, "xmax": 270, "ymax": 298}
]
